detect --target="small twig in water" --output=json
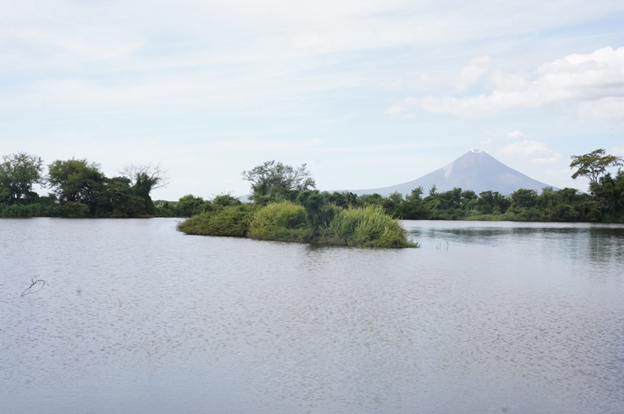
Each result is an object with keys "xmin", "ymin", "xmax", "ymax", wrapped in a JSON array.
[{"xmin": 21, "ymin": 277, "xmax": 48, "ymax": 297}]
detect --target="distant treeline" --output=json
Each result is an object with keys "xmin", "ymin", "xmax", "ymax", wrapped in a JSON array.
[
  {"xmin": 0, "ymin": 152, "xmax": 166, "ymax": 218},
  {"xmin": 162, "ymin": 179, "xmax": 623, "ymax": 224},
  {"xmin": 166, "ymin": 149, "xmax": 624, "ymax": 224},
  {"xmin": 2, "ymin": 148, "xmax": 622, "ymax": 225}
]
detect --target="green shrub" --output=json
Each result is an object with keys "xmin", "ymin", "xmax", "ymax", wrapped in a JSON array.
[
  {"xmin": 176, "ymin": 204, "xmax": 258, "ymax": 237},
  {"xmin": 248, "ymin": 201, "xmax": 313, "ymax": 242},
  {"xmin": 0, "ymin": 203, "xmax": 63, "ymax": 218},
  {"xmin": 63, "ymin": 202, "xmax": 90, "ymax": 218},
  {"xmin": 322, "ymin": 205, "xmax": 417, "ymax": 248}
]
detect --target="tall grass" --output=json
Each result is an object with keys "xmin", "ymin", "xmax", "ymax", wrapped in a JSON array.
[
  {"xmin": 176, "ymin": 204, "xmax": 258, "ymax": 237},
  {"xmin": 322, "ymin": 205, "xmax": 417, "ymax": 248},
  {"xmin": 0, "ymin": 203, "xmax": 64, "ymax": 218},
  {"xmin": 248, "ymin": 201, "xmax": 313, "ymax": 242}
]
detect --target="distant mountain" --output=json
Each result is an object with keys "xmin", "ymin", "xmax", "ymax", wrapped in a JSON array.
[{"xmin": 351, "ymin": 149, "xmax": 556, "ymax": 196}]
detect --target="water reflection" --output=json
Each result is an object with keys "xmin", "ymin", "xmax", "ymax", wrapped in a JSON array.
[{"xmin": 405, "ymin": 220, "xmax": 624, "ymax": 266}]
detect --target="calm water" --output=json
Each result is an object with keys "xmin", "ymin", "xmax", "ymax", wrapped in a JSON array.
[{"xmin": 1, "ymin": 218, "xmax": 623, "ymax": 414}]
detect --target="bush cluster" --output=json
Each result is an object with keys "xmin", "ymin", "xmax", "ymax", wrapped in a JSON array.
[
  {"xmin": 176, "ymin": 204, "xmax": 258, "ymax": 237},
  {"xmin": 176, "ymin": 197, "xmax": 417, "ymax": 249}
]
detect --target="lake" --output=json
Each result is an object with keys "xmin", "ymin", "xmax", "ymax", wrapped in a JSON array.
[{"xmin": 1, "ymin": 218, "xmax": 623, "ymax": 414}]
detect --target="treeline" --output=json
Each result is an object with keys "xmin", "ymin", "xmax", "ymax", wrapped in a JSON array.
[
  {"xmin": 287, "ymin": 180, "xmax": 622, "ymax": 223},
  {"xmin": 165, "ymin": 149, "xmax": 624, "ymax": 224},
  {"xmin": 0, "ymin": 152, "xmax": 166, "ymax": 218}
]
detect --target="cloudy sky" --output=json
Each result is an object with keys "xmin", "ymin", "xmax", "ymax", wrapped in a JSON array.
[{"xmin": 1, "ymin": 0, "xmax": 623, "ymax": 200}]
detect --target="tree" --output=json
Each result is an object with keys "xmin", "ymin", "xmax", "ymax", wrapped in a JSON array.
[
  {"xmin": 47, "ymin": 159, "xmax": 105, "ymax": 206},
  {"xmin": 175, "ymin": 194, "xmax": 206, "ymax": 217},
  {"xmin": 570, "ymin": 149, "xmax": 623, "ymax": 185},
  {"xmin": 212, "ymin": 194, "xmax": 242, "ymax": 207},
  {"xmin": 242, "ymin": 160, "xmax": 315, "ymax": 203},
  {"xmin": 120, "ymin": 163, "xmax": 169, "ymax": 214},
  {"xmin": 100, "ymin": 176, "xmax": 147, "ymax": 218},
  {"xmin": 511, "ymin": 189, "xmax": 538, "ymax": 208},
  {"xmin": 0, "ymin": 152, "xmax": 45, "ymax": 204}
]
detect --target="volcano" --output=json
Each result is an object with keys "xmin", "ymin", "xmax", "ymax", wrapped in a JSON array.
[{"xmin": 351, "ymin": 149, "xmax": 555, "ymax": 196}]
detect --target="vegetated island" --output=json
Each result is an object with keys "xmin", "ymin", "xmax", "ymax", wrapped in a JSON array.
[{"xmin": 176, "ymin": 161, "xmax": 417, "ymax": 248}]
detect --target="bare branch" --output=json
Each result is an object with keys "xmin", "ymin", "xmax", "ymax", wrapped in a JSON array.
[
  {"xmin": 21, "ymin": 277, "xmax": 48, "ymax": 297},
  {"xmin": 120, "ymin": 163, "xmax": 170, "ymax": 190}
]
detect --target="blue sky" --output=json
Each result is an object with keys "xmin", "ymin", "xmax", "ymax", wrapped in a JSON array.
[{"xmin": 1, "ymin": 0, "xmax": 623, "ymax": 199}]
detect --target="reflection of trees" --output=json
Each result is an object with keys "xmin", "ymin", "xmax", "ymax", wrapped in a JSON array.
[
  {"xmin": 589, "ymin": 228, "xmax": 624, "ymax": 264},
  {"xmin": 406, "ymin": 225, "xmax": 624, "ymax": 264}
]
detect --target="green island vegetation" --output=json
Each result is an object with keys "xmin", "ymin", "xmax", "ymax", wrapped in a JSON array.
[
  {"xmin": 1, "ymin": 148, "xmax": 623, "ymax": 238},
  {"xmin": 174, "ymin": 161, "xmax": 417, "ymax": 248}
]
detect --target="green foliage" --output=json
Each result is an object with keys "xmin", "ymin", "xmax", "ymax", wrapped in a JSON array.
[
  {"xmin": 3, "ymin": 150, "xmax": 624, "ymax": 227},
  {"xmin": 0, "ymin": 152, "xmax": 45, "ymax": 204},
  {"xmin": 296, "ymin": 190, "xmax": 340, "ymax": 234},
  {"xmin": 175, "ymin": 195, "xmax": 207, "ymax": 217},
  {"xmin": 176, "ymin": 204, "xmax": 259, "ymax": 237},
  {"xmin": 100, "ymin": 177, "xmax": 147, "ymax": 218},
  {"xmin": 0, "ymin": 203, "xmax": 63, "ymax": 218},
  {"xmin": 589, "ymin": 171, "xmax": 624, "ymax": 222},
  {"xmin": 47, "ymin": 159, "xmax": 105, "ymax": 209},
  {"xmin": 323, "ymin": 205, "xmax": 417, "ymax": 248},
  {"xmin": 570, "ymin": 149, "xmax": 623, "ymax": 185},
  {"xmin": 242, "ymin": 160, "xmax": 315, "ymax": 203},
  {"xmin": 121, "ymin": 164, "xmax": 168, "ymax": 215},
  {"xmin": 248, "ymin": 201, "xmax": 313, "ymax": 242},
  {"xmin": 62, "ymin": 201, "xmax": 90, "ymax": 218},
  {"xmin": 212, "ymin": 194, "xmax": 242, "ymax": 207}
]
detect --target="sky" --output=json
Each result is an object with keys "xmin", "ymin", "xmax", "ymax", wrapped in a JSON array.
[{"xmin": 1, "ymin": 0, "xmax": 623, "ymax": 200}]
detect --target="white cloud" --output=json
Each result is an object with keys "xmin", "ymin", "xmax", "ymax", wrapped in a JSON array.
[
  {"xmin": 578, "ymin": 97, "xmax": 624, "ymax": 121},
  {"xmin": 499, "ymin": 140, "xmax": 561, "ymax": 164},
  {"xmin": 453, "ymin": 55, "xmax": 490, "ymax": 92},
  {"xmin": 399, "ymin": 46, "xmax": 624, "ymax": 118},
  {"xmin": 507, "ymin": 130, "xmax": 525, "ymax": 140},
  {"xmin": 480, "ymin": 138, "xmax": 492, "ymax": 145}
]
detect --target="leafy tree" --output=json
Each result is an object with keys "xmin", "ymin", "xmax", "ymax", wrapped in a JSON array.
[
  {"xmin": 511, "ymin": 189, "xmax": 538, "ymax": 208},
  {"xmin": 0, "ymin": 152, "xmax": 45, "ymax": 204},
  {"xmin": 212, "ymin": 194, "xmax": 242, "ymax": 207},
  {"xmin": 570, "ymin": 149, "xmax": 623, "ymax": 185},
  {"xmin": 590, "ymin": 171, "xmax": 624, "ymax": 222},
  {"xmin": 120, "ymin": 163, "xmax": 169, "ymax": 214},
  {"xmin": 100, "ymin": 176, "xmax": 147, "ymax": 218},
  {"xmin": 402, "ymin": 187, "xmax": 429, "ymax": 219},
  {"xmin": 242, "ymin": 160, "xmax": 315, "ymax": 203},
  {"xmin": 48, "ymin": 159, "xmax": 105, "ymax": 209},
  {"xmin": 176, "ymin": 194, "xmax": 207, "ymax": 217},
  {"xmin": 296, "ymin": 190, "xmax": 340, "ymax": 233}
]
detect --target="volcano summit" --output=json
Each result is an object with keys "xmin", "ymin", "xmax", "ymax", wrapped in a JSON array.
[{"xmin": 352, "ymin": 150, "xmax": 555, "ymax": 196}]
